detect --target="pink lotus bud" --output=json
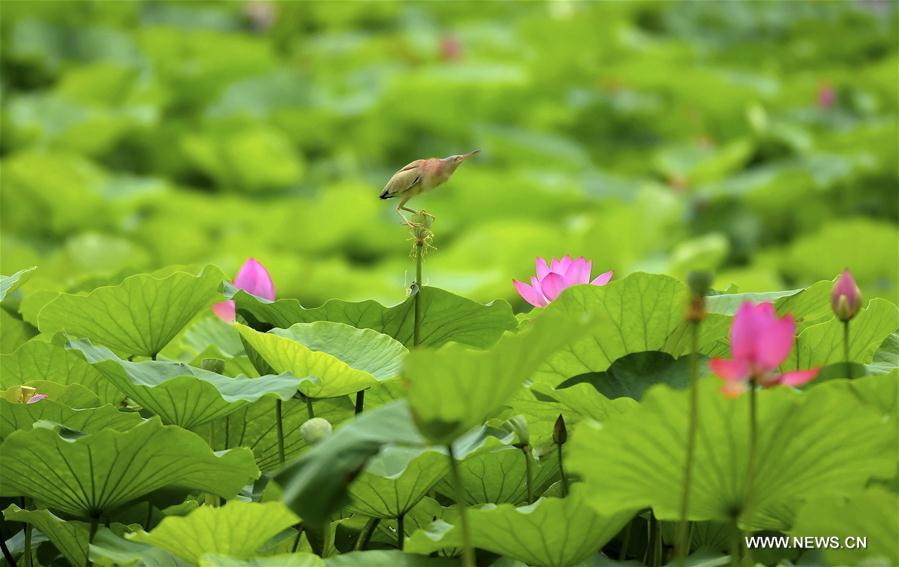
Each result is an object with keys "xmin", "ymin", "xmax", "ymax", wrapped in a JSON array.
[
  {"xmin": 831, "ymin": 269, "xmax": 862, "ymax": 322},
  {"xmin": 214, "ymin": 258, "xmax": 276, "ymax": 322}
]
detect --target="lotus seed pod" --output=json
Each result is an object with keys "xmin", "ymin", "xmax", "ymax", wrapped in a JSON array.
[{"xmin": 300, "ymin": 417, "xmax": 332, "ymax": 445}]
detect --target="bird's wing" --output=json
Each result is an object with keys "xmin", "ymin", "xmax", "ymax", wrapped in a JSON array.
[{"xmin": 382, "ymin": 160, "xmax": 423, "ymax": 197}]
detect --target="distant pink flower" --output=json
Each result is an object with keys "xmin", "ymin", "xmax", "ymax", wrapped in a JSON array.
[
  {"xmin": 213, "ymin": 258, "xmax": 276, "ymax": 322},
  {"xmin": 26, "ymin": 394, "xmax": 47, "ymax": 404},
  {"xmin": 831, "ymin": 268, "xmax": 862, "ymax": 322},
  {"xmin": 818, "ymin": 83, "xmax": 836, "ymax": 109},
  {"xmin": 710, "ymin": 302, "xmax": 819, "ymax": 397},
  {"xmin": 513, "ymin": 256, "xmax": 613, "ymax": 308}
]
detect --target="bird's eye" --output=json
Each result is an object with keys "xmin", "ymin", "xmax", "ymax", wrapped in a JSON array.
[{"xmin": 455, "ymin": 156, "xmax": 463, "ymax": 162}]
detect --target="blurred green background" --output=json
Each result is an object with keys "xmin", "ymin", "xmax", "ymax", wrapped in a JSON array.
[{"xmin": 1, "ymin": 0, "xmax": 896, "ymax": 309}]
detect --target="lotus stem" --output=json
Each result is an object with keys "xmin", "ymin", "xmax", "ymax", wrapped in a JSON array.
[
  {"xmin": 396, "ymin": 512, "xmax": 405, "ymax": 550},
  {"xmin": 23, "ymin": 522, "xmax": 32, "ymax": 567},
  {"xmin": 523, "ymin": 447, "xmax": 534, "ymax": 504},
  {"xmin": 413, "ymin": 242, "xmax": 423, "ymax": 347},
  {"xmin": 355, "ymin": 390, "xmax": 365, "ymax": 415},
  {"xmin": 305, "ymin": 395, "xmax": 315, "ymax": 420},
  {"xmin": 291, "ymin": 523, "xmax": 304, "ymax": 552},
  {"xmin": 843, "ymin": 320, "xmax": 852, "ymax": 379},
  {"xmin": 354, "ymin": 517, "xmax": 380, "ymax": 551},
  {"xmin": 740, "ymin": 382, "xmax": 759, "ymax": 563},
  {"xmin": 0, "ymin": 528, "xmax": 16, "ymax": 567},
  {"xmin": 87, "ymin": 514, "xmax": 100, "ymax": 567},
  {"xmin": 676, "ymin": 319, "xmax": 701, "ymax": 566},
  {"xmin": 275, "ymin": 399, "xmax": 285, "ymax": 465},
  {"xmin": 224, "ymin": 415, "xmax": 230, "ymax": 449},
  {"xmin": 144, "ymin": 501, "xmax": 153, "ymax": 531},
  {"xmin": 618, "ymin": 520, "xmax": 632, "ymax": 560},
  {"xmin": 447, "ymin": 444, "xmax": 475, "ymax": 567},
  {"xmin": 557, "ymin": 442, "xmax": 569, "ymax": 497},
  {"xmin": 646, "ymin": 510, "xmax": 663, "ymax": 567}
]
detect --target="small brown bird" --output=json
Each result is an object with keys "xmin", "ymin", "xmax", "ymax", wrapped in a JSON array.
[{"xmin": 380, "ymin": 149, "xmax": 480, "ymax": 225}]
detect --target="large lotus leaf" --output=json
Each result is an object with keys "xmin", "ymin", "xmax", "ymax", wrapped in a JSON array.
[
  {"xmin": 662, "ymin": 313, "xmax": 732, "ymax": 359},
  {"xmin": 568, "ymin": 376, "xmax": 896, "ymax": 531},
  {"xmin": 232, "ymin": 285, "xmax": 516, "ymax": 349},
  {"xmin": 705, "ymin": 279, "xmax": 834, "ymax": 331},
  {"xmin": 405, "ymin": 311, "xmax": 589, "ymax": 445},
  {"xmin": 89, "ymin": 528, "xmax": 192, "ymax": 567},
  {"xmin": 0, "ymin": 398, "xmax": 142, "ymax": 439},
  {"xmin": 530, "ymin": 382, "xmax": 638, "ymax": 423},
  {"xmin": 433, "ymin": 442, "xmax": 559, "ymax": 506},
  {"xmin": 38, "ymin": 266, "xmax": 223, "ymax": 358},
  {"xmin": 791, "ymin": 487, "xmax": 898, "ymax": 566},
  {"xmin": 867, "ymin": 332, "xmax": 899, "ymax": 375},
  {"xmin": 237, "ymin": 322, "xmax": 405, "ymax": 398},
  {"xmin": 3, "ymin": 505, "xmax": 91, "ymax": 566},
  {"xmin": 69, "ymin": 338, "xmax": 301, "ymax": 428},
  {"xmin": 557, "ymin": 351, "xmax": 694, "ymax": 401},
  {"xmin": 348, "ymin": 446, "xmax": 449, "ymax": 518},
  {"xmin": 1, "ymin": 338, "xmax": 122, "ymax": 404},
  {"xmin": 1, "ymin": 308, "xmax": 37, "ymax": 354},
  {"xmin": 198, "ymin": 395, "xmax": 355, "ymax": 472},
  {"xmin": 533, "ymin": 273, "xmax": 687, "ymax": 386},
  {"xmin": 200, "ymin": 555, "xmax": 323, "ymax": 567},
  {"xmin": 405, "ymin": 489, "xmax": 633, "ymax": 567},
  {"xmin": 128, "ymin": 501, "xmax": 298, "ymax": 564},
  {"xmin": 788, "ymin": 298, "xmax": 899, "ymax": 370},
  {"xmin": 326, "ymin": 550, "xmax": 456, "ymax": 566},
  {"xmin": 0, "ymin": 266, "xmax": 36, "ymax": 301},
  {"xmin": 0, "ymin": 417, "xmax": 259, "ymax": 517},
  {"xmin": 1, "ymin": 380, "xmax": 102, "ymax": 409},
  {"xmin": 275, "ymin": 400, "xmax": 425, "ymax": 525}
]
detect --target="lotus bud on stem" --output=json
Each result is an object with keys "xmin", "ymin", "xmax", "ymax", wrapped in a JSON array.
[
  {"xmin": 831, "ymin": 269, "xmax": 862, "ymax": 379},
  {"xmin": 676, "ymin": 270, "xmax": 710, "ymax": 566},
  {"xmin": 553, "ymin": 414, "xmax": 569, "ymax": 497}
]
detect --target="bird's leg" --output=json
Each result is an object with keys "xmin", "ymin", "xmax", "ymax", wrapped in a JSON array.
[{"xmin": 396, "ymin": 199, "xmax": 422, "ymax": 227}]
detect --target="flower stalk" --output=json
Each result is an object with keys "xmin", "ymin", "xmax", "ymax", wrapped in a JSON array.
[
  {"xmin": 410, "ymin": 211, "xmax": 433, "ymax": 347},
  {"xmin": 446, "ymin": 444, "xmax": 475, "ymax": 567},
  {"xmin": 275, "ymin": 399, "xmax": 285, "ymax": 465},
  {"xmin": 354, "ymin": 517, "xmax": 380, "ymax": 551}
]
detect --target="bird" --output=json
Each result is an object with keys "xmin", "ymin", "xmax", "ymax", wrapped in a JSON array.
[{"xmin": 380, "ymin": 149, "xmax": 479, "ymax": 226}]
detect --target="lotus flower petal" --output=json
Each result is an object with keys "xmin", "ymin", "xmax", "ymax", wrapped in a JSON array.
[
  {"xmin": 234, "ymin": 258, "xmax": 276, "ymax": 300},
  {"xmin": 212, "ymin": 300, "xmax": 237, "ymax": 322},
  {"xmin": 513, "ymin": 278, "xmax": 548, "ymax": 308},
  {"xmin": 26, "ymin": 394, "xmax": 48, "ymax": 404},
  {"xmin": 535, "ymin": 257, "xmax": 550, "ymax": 280},
  {"xmin": 591, "ymin": 271, "xmax": 613, "ymax": 286},
  {"xmin": 540, "ymin": 272, "xmax": 567, "ymax": 301},
  {"xmin": 709, "ymin": 358, "xmax": 750, "ymax": 382},
  {"xmin": 756, "ymin": 314, "xmax": 795, "ymax": 370},
  {"xmin": 779, "ymin": 368, "xmax": 821, "ymax": 387},
  {"xmin": 564, "ymin": 257, "xmax": 591, "ymax": 286}
]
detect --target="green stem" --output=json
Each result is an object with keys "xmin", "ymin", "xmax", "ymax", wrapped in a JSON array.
[
  {"xmin": 355, "ymin": 390, "xmax": 365, "ymax": 415},
  {"xmin": 0, "ymin": 528, "xmax": 16, "ymax": 567},
  {"xmin": 87, "ymin": 515, "xmax": 100, "ymax": 567},
  {"xmin": 741, "ymin": 383, "xmax": 759, "ymax": 564},
  {"xmin": 396, "ymin": 513, "xmax": 405, "ymax": 550},
  {"xmin": 354, "ymin": 517, "xmax": 380, "ymax": 551},
  {"xmin": 305, "ymin": 396, "xmax": 315, "ymax": 420},
  {"xmin": 275, "ymin": 399, "xmax": 285, "ymax": 465},
  {"xmin": 676, "ymin": 320, "xmax": 701, "ymax": 566},
  {"xmin": 844, "ymin": 320, "xmax": 852, "ymax": 379},
  {"xmin": 413, "ymin": 242, "xmax": 423, "ymax": 347},
  {"xmin": 618, "ymin": 519, "xmax": 632, "ymax": 561},
  {"xmin": 291, "ymin": 523, "xmax": 304, "ymax": 552},
  {"xmin": 23, "ymin": 522, "xmax": 32, "ymax": 567},
  {"xmin": 647, "ymin": 511, "xmax": 661, "ymax": 567},
  {"xmin": 321, "ymin": 521, "xmax": 331, "ymax": 558},
  {"xmin": 730, "ymin": 520, "xmax": 741, "ymax": 567},
  {"xmin": 224, "ymin": 414, "xmax": 230, "ymax": 449},
  {"xmin": 523, "ymin": 447, "xmax": 534, "ymax": 504},
  {"xmin": 447, "ymin": 444, "xmax": 475, "ymax": 567},
  {"xmin": 557, "ymin": 442, "xmax": 569, "ymax": 497},
  {"xmin": 144, "ymin": 501, "xmax": 153, "ymax": 531}
]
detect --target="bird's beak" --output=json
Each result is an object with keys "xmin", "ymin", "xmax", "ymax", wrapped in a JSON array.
[{"xmin": 461, "ymin": 149, "xmax": 480, "ymax": 160}]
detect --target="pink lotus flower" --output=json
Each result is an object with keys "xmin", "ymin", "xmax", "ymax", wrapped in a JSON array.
[
  {"xmin": 213, "ymin": 258, "xmax": 276, "ymax": 322},
  {"xmin": 831, "ymin": 269, "xmax": 862, "ymax": 322},
  {"xmin": 26, "ymin": 394, "xmax": 48, "ymax": 404},
  {"xmin": 513, "ymin": 256, "xmax": 613, "ymax": 308},
  {"xmin": 710, "ymin": 302, "xmax": 819, "ymax": 397}
]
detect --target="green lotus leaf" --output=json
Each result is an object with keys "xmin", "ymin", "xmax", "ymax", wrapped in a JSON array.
[
  {"xmin": 530, "ymin": 382, "xmax": 638, "ymax": 423},
  {"xmin": 405, "ymin": 311, "xmax": 590, "ymax": 445},
  {"xmin": 232, "ymin": 285, "xmax": 516, "ymax": 349},
  {"xmin": 89, "ymin": 527, "xmax": 192, "ymax": 567},
  {"xmin": 236, "ymin": 321, "xmax": 406, "ymax": 399},
  {"xmin": 38, "ymin": 266, "xmax": 223, "ymax": 358},
  {"xmin": 326, "ymin": 550, "xmax": 456, "ymax": 566},
  {"xmin": 348, "ymin": 446, "xmax": 449, "ymax": 518},
  {"xmin": 200, "ymin": 554, "xmax": 323, "ymax": 567},
  {"xmin": 788, "ymin": 298, "xmax": 899, "ymax": 370},
  {"xmin": 3, "ymin": 504, "xmax": 91, "ymax": 566},
  {"xmin": 533, "ymin": 273, "xmax": 688, "ymax": 386},
  {"xmin": 69, "ymin": 338, "xmax": 301, "ymax": 428},
  {"xmin": 791, "ymin": 487, "xmax": 898, "ymax": 566},
  {"xmin": 0, "ymin": 398, "xmax": 142, "ymax": 439},
  {"xmin": 1, "ymin": 308, "xmax": 37, "ymax": 354},
  {"xmin": 0, "ymin": 417, "xmax": 259, "ymax": 517},
  {"xmin": 866, "ymin": 332, "xmax": 898, "ymax": 375},
  {"xmin": 128, "ymin": 501, "xmax": 299, "ymax": 564},
  {"xmin": 1, "ymin": 380, "xmax": 102, "ymax": 409},
  {"xmin": 405, "ymin": 488, "xmax": 632, "ymax": 567},
  {"xmin": 557, "ymin": 351, "xmax": 694, "ymax": 401},
  {"xmin": 0, "ymin": 266, "xmax": 37, "ymax": 301},
  {"xmin": 275, "ymin": 400, "xmax": 425, "ymax": 525},
  {"xmin": 568, "ymin": 375, "xmax": 896, "ymax": 531},
  {"xmin": 1, "ymin": 338, "xmax": 122, "ymax": 404},
  {"xmin": 432, "ymin": 441, "xmax": 559, "ymax": 506}
]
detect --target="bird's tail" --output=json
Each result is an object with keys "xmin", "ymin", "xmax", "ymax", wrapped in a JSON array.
[{"xmin": 379, "ymin": 189, "xmax": 392, "ymax": 199}]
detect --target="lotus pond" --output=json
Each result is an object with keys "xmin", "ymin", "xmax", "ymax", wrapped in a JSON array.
[{"xmin": 0, "ymin": 1, "xmax": 897, "ymax": 567}]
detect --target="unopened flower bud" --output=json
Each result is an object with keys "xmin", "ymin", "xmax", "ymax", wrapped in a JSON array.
[
  {"xmin": 685, "ymin": 271, "xmax": 711, "ymax": 323},
  {"xmin": 300, "ymin": 417, "xmax": 332, "ymax": 445},
  {"xmin": 831, "ymin": 269, "xmax": 862, "ymax": 322},
  {"xmin": 502, "ymin": 415, "xmax": 529, "ymax": 448},
  {"xmin": 553, "ymin": 414, "xmax": 567, "ymax": 445},
  {"xmin": 18, "ymin": 385, "xmax": 37, "ymax": 404}
]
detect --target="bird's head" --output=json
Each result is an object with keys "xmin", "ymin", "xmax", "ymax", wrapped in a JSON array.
[{"xmin": 442, "ymin": 149, "xmax": 480, "ymax": 171}]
